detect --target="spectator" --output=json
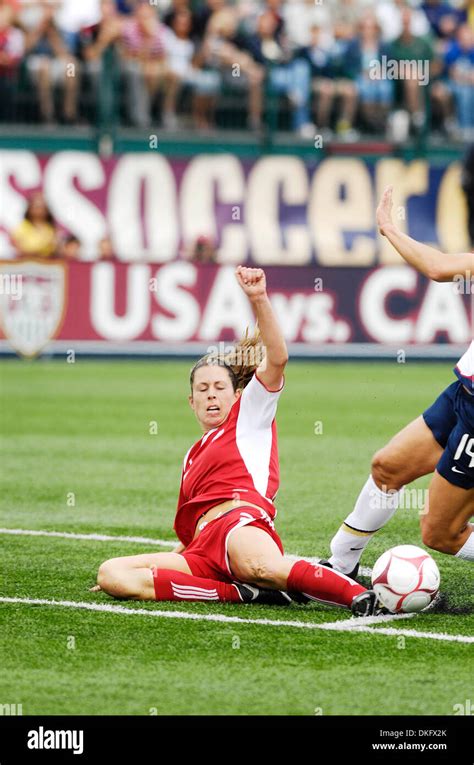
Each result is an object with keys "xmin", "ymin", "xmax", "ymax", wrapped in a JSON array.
[
  {"xmin": 164, "ymin": 8, "xmax": 221, "ymax": 129},
  {"xmin": 241, "ymin": 9, "xmax": 314, "ymax": 136},
  {"xmin": 345, "ymin": 12, "xmax": 394, "ymax": 134},
  {"xmin": 376, "ymin": 0, "xmax": 431, "ymax": 44},
  {"xmin": 194, "ymin": 0, "xmax": 225, "ymax": 41},
  {"xmin": 445, "ymin": 23, "xmax": 474, "ymax": 139},
  {"xmin": 461, "ymin": 143, "xmax": 474, "ymax": 247},
  {"xmin": 119, "ymin": 0, "xmax": 177, "ymax": 128},
  {"xmin": 80, "ymin": 0, "xmax": 123, "ymax": 83},
  {"xmin": 422, "ymin": 0, "xmax": 464, "ymax": 46},
  {"xmin": 58, "ymin": 233, "xmax": 81, "ymax": 259},
  {"xmin": 0, "ymin": 0, "xmax": 24, "ymax": 120},
  {"xmin": 329, "ymin": 11, "xmax": 360, "ymax": 140},
  {"xmin": 20, "ymin": 0, "xmax": 80, "ymax": 123},
  {"xmin": 389, "ymin": 6, "xmax": 435, "ymax": 135},
  {"xmin": 261, "ymin": 0, "xmax": 284, "ymax": 40},
  {"xmin": 163, "ymin": 0, "xmax": 196, "ymax": 37},
  {"xmin": 330, "ymin": 0, "xmax": 366, "ymax": 39},
  {"xmin": 11, "ymin": 191, "xmax": 58, "ymax": 258},
  {"xmin": 201, "ymin": 6, "xmax": 264, "ymax": 131},
  {"xmin": 189, "ymin": 235, "xmax": 217, "ymax": 263},
  {"xmin": 297, "ymin": 23, "xmax": 335, "ymax": 139},
  {"xmin": 281, "ymin": 0, "xmax": 331, "ymax": 51},
  {"xmin": 98, "ymin": 236, "xmax": 115, "ymax": 259},
  {"xmin": 54, "ymin": 0, "xmax": 101, "ymax": 56}
]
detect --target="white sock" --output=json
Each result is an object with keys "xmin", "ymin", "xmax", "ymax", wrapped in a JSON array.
[
  {"xmin": 329, "ymin": 474, "xmax": 405, "ymax": 574},
  {"xmin": 455, "ymin": 531, "xmax": 474, "ymax": 562}
]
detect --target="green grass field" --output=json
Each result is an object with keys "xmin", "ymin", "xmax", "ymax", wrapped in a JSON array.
[{"xmin": 0, "ymin": 359, "xmax": 473, "ymax": 716}]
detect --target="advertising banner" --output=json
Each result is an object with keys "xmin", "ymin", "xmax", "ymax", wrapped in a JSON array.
[
  {"xmin": 0, "ymin": 151, "xmax": 469, "ymax": 264},
  {"xmin": 0, "ymin": 260, "xmax": 471, "ymax": 358}
]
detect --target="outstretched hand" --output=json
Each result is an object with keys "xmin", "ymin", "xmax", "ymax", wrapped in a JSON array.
[
  {"xmin": 376, "ymin": 185, "xmax": 395, "ymax": 236},
  {"xmin": 235, "ymin": 266, "xmax": 267, "ymax": 300}
]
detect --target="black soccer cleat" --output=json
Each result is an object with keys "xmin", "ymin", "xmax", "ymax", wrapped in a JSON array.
[
  {"xmin": 351, "ymin": 589, "xmax": 390, "ymax": 617},
  {"xmin": 287, "ymin": 590, "xmax": 310, "ymax": 605},
  {"xmin": 235, "ymin": 583, "xmax": 292, "ymax": 606},
  {"xmin": 319, "ymin": 559, "xmax": 360, "ymax": 582}
]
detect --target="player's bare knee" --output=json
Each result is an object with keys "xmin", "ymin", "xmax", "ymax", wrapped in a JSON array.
[
  {"xmin": 97, "ymin": 559, "xmax": 131, "ymax": 597},
  {"xmin": 371, "ymin": 449, "xmax": 404, "ymax": 490},
  {"xmin": 97, "ymin": 560, "xmax": 113, "ymax": 589}
]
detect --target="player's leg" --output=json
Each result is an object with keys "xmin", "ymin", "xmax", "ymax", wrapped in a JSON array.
[
  {"xmin": 421, "ymin": 419, "xmax": 474, "ymax": 560},
  {"xmin": 420, "ymin": 472, "xmax": 474, "ymax": 560},
  {"xmin": 96, "ymin": 552, "xmax": 192, "ymax": 599},
  {"xmin": 227, "ymin": 526, "xmax": 367, "ymax": 609},
  {"xmin": 328, "ymin": 381, "xmax": 459, "ymax": 575},
  {"xmin": 96, "ymin": 551, "xmax": 245, "ymax": 603}
]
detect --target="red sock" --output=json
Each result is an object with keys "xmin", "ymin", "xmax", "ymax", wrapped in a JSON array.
[
  {"xmin": 152, "ymin": 568, "xmax": 242, "ymax": 603},
  {"xmin": 287, "ymin": 560, "xmax": 366, "ymax": 608}
]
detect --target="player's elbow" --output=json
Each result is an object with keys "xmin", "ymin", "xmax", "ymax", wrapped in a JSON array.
[
  {"xmin": 270, "ymin": 346, "xmax": 289, "ymax": 369},
  {"xmin": 426, "ymin": 260, "xmax": 452, "ymax": 283}
]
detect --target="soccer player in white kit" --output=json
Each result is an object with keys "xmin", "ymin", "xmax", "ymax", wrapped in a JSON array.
[{"xmin": 328, "ymin": 187, "xmax": 474, "ymax": 577}]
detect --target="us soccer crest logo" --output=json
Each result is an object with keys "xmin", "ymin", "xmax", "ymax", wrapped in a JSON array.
[{"xmin": 0, "ymin": 260, "xmax": 67, "ymax": 358}]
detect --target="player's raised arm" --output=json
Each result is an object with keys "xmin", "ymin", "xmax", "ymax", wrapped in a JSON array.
[
  {"xmin": 377, "ymin": 186, "xmax": 474, "ymax": 282},
  {"xmin": 235, "ymin": 266, "xmax": 288, "ymax": 391}
]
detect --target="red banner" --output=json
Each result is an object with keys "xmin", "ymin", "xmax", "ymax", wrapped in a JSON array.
[{"xmin": 0, "ymin": 260, "xmax": 471, "ymax": 358}]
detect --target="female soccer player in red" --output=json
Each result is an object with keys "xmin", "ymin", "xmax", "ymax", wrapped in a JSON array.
[
  {"xmin": 95, "ymin": 266, "xmax": 379, "ymax": 615},
  {"xmin": 328, "ymin": 186, "xmax": 474, "ymax": 577}
]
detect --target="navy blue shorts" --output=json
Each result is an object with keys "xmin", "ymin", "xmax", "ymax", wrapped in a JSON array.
[{"xmin": 423, "ymin": 382, "xmax": 474, "ymax": 490}]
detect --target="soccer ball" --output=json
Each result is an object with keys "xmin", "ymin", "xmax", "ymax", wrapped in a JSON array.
[{"xmin": 371, "ymin": 545, "xmax": 440, "ymax": 613}]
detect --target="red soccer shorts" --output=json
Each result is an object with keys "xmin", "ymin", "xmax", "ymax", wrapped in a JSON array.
[{"xmin": 181, "ymin": 505, "xmax": 284, "ymax": 583}]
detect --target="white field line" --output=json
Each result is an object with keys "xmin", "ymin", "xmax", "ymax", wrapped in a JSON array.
[
  {"xmin": 0, "ymin": 527, "xmax": 176, "ymax": 548},
  {"xmin": 1, "ymin": 529, "xmax": 467, "ymax": 642},
  {"xmin": 1, "ymin": 597, "xmax": 472, "ymax": 644},
  {"xmin": 0, "ymin": 528, "xmax": 373, "ymax": 575}
]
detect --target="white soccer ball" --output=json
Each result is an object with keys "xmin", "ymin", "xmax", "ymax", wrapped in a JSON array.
[{"xmin": 371, "ymin": 545, "xmax": 440, "ymax": 614}]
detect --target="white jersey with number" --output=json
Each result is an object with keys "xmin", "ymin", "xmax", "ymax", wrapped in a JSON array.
[{"xmin": 455, "ymin": 341, "xmax": 474, "ymax": 393}]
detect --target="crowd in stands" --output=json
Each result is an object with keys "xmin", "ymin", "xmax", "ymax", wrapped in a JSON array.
[
  {"xmin": 10, "ymin": 190, "xmax": 115, "ymax": 259},
  {"xmin": 0, "ymin": 0, "xmax": 473, "ymax": 139},
  {"xmin": 8, "ymin": 188, "xmax": 219, "ymax": 259}
]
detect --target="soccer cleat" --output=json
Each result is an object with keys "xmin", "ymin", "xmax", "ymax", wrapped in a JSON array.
[
  {"xmin": 235, "ymin": 583, "xmax": 292, "ymax": 606},
  {"xmin": 319, "ymin": 559, "xmax": 360, "ymax": 582},
  {"xmin": 351, "ymin": 589, "xmax": 389, "ymax": 617},
  {"xmin": 287, "ymin": 590, "xmax": 310, "ymax": 605}
]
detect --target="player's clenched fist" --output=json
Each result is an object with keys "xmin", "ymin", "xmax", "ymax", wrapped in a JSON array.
[{"xmin": 235, "ymin": 266, "xmax": 267, "ymax": 300}]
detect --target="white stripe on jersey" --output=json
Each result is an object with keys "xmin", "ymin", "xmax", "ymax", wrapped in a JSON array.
[
  {"xmin": 235, "ymin": 375, "xmax": 281, "ymax": 499},
  {"xmin": 182, "ymin": 447, "xmax": 192, "ymax": 472}
]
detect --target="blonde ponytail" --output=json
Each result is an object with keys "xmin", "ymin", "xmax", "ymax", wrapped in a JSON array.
[
  {"xmin": 223, "ymin": 327, "xmax": 265, "ymax": 390},
  {"xmin": 189, "ymin": 327, "xmax": 264, "ymax": 391}
]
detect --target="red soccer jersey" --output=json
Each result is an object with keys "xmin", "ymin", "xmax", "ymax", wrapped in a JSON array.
[{"xmin": 174, "ymin": 372, "xmax": 284, "ymax": 546}]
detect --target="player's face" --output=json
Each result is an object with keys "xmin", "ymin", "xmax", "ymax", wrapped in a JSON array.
[{"xmin": 189, "ymin": 365, "xmax": 241, "ymax": 432}]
